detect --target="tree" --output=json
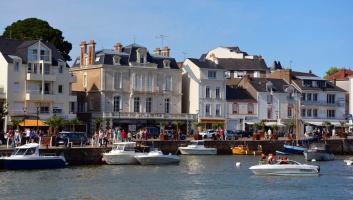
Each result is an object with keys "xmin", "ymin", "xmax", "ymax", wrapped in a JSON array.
[
  {"xmin": 45, "ymin": 116, "xmax": 66, "ymax": 135},
  {"xmin": 323, "ymin": 67, "xmax": 339, "ymax": 79},
  {"xmin": 322, "ymin": 121, "xmax": 332, "ymax": 134},
  {"xmin": 251, "ymin": 122, "xmax": 260, "ymax": 134},
  {"xmin": 1, "ymin": 18, "xmax": 72, "ymax": 61},
  {"xmin": 93, "ymin": 118, "xmax": 103, "ymax": 130},
  {"xmin": 194, "ymin": 122, "xmax": 205, "ymax": 134},
  {"xmin": 212, "ymin": 122, "xmax": 224, "ymax": 131},
  {"xmin": 258, "ymin": 119, "xmax": 268, "ymax": 132},
  {"xmin": 287, "ymin": 122, "xmax": 295, "ymax": 134},
  {"xmin": 10, "ymin": 118, "xmax": 23, "ymax": 130},
  {"xmin": 172, "ymin": 121, "xmax": 184, "ymax": 132},
  {"xmin": 157, "ymin": 121, "xmax": 168, "ymax": 134},
  {"xmin": 0, "ymin": 98, "xmax": 8, "ymax": 131},
  {"xmin": 68, "ymin": 117, "xmax": 82, "ymax": 131}
]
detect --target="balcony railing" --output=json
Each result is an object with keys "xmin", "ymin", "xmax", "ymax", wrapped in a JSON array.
[
  {"xmin": 130, "ymin": 86, "xmax": 159, "ymax": 93},
  {"xmin": 301, "ymin": 100, "xmax": 340, "ymax": 107},
  {"xmin": 92, "ymin": 112, "xmax": 196, "ymax": 120}
]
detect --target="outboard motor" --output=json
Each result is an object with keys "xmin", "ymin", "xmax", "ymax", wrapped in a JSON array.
[{"xmin": 316, "ymin": 165, "xmax": 320, "ymax": 173}]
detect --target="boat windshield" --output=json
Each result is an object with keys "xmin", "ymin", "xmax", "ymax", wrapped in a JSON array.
[
  {"xmin": 114, "ymin": 144, "xmax": 135, "ymax": 151},
  {"xmin": 12, "ymin": 147, "xmax": 36, "ymax": 156},
  {"xmin": 189, "ymin": 141, "xmax": 203, "ymax": 146}
]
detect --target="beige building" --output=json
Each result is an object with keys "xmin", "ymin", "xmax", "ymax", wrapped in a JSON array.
[
  {"xmin": 0, "ymin": 39, "xmax": 77, "ymax": 131},
  {"xmin": 70, "ymin": 40, "xmax": 189, "ymax": 135}
]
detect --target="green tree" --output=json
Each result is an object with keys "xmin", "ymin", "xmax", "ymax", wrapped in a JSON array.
[
  {"xmin": 251, "ymin": 122, "xmax": 260, "ymax": 134},
  {"xmin": 323, "ymin": 67, "xmax": 339, "ymax": 79},
  {"xmin": 1, "ymin": 18, "xmax": 72, "ymax": 61},
  {"xmin": 258, "ymin": 119, "xmax": 268, "ymax": 132},
  {"xmin": 68, "ymin": 117, "xmax": 82, "ymax": 131},
  {"xmin": 45, "ymin": 116, "xmax": 66, "ymax": 135},
  {"xmin": 212, "ymin": 122, "xmax": 224, "ymax": 131},
  {"xmin": 157, "ymin": 121, "xmax": 168, "ymax": 134},
  {"xmin": 10, "ymin": 118, "xmax": 23, "ymax": 130},
  {"xmin": 93, "ymin": 118, "xmax": 103, "ymax": 130},
  {"xmin": 194, "ymin": 122, "xmax": 205, "ymax": 134},
  {"xmin": 172, "ymin": 121, "xmax": 184, "ymax": 132},
  {"xmin": 287, "ymin": 122, "xmax": 295, "ymax": 134},
  {"xmin": 322, "ymin": 121, "xmax": 332, "ymax": 134}
]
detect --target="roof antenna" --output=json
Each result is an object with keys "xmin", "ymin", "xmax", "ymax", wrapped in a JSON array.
[
  {"xmin": 290, "ymin": 60, "xmax": 293, "ymax": 69},
  {"xmin": 182, "ymin": 51, "xmax": 188, "ymax": 60},
  {"xmin": 133, "ymin": 35, "xmax": 136, "ymax": 44},
  {"xmin": 156, "ymin": 35, "xmax": 168, "ymax": 47}
]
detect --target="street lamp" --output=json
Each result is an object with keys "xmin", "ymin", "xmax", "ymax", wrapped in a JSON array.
[
  {"xmin": 118, "ymin": 109, "xmax": 122, "ymax": 130},
  {"xmin": 196, "ymin": 110, "xmax": 199, "ymax": 123},
  {"xmin": 35, "ymin": 103, "xmax": 40, "ymax": 133},
  {"xmin": 23, "ymin": 107, "xmax": 27, "ymax": 130}
]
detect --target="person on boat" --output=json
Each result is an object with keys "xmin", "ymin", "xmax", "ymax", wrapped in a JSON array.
[
  {"xmin": 282, "ymin": 156, "xmax": 289, "ymax": 164},
  {"xmin": 267, "ymin": 153, "xmax": 274, "ymax": 164}
]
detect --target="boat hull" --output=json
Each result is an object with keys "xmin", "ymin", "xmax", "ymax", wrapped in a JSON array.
[
  {"xmin": 283, "ymin": 144, "xmax": 307, "ymax": 154},
  {"xmin": 102, "ymin": 152, "xmax": 140, "ymax": 165},
  {"xmin": 304, "ymin": 151, "xmax": 334, "ymax": 161},
  {"xmin": 249, "ymin": 164, "xmax": 319, "ymax": 176},
  {"xmin": 135, "ymin": 155, "xmax": 180, "ymax": 165},
  {"xmin": 178, "ymin": 148, "xmax": 217, "ymax": 155},
  {"xmin": 3, "ymin": 157, "xmax": 67, "ymax": 170},
  {"xmin": 232, "ymin": 149, "xmax": 262, "ymax": 155}
]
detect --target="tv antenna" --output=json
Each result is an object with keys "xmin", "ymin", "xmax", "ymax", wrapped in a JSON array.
[
  {"xmin": 156, "ymin": 35, "xmax": 168, "ymax": 47},
  {"xmin": 182, "ymin": 52, "xmax": 188, "ymax": 60},
  {"xmin": 290, "ymin": 60, "xmax": 293, "ymax": 69}
]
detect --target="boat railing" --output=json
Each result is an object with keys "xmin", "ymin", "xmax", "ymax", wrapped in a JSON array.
[{"xmin": 40, "ymin": 153, "xmax": 57, "ymax": 156}]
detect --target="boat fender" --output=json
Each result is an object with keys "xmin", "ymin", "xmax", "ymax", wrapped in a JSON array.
[
  {"xmin": 236, "ymin": 162, "xmax": 241, "ymax": 167},
  {"xmin": 102, "ymin": 157, "xmax": 106, "ymax": 163},
  {"xmin": 347, "ymin": 161, "xmax": 352, "ymax": 166},
  {"xmin": 311, "ymin": 159, "xmax": 316, "ymax": 162}
]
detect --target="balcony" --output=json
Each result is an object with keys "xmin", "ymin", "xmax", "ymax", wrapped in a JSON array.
[
  {"xmin": 301, "ymin": 100, "xmax": 340, "ymax": 107},
  {"xmin": 93, "ymin": 112, "xmax": 196, "ymax": 120},
  {"xmin": 130, "ymin": 86, "xmax": 160, "ymax": 93},
  {"xmin": 26, "ymin": 73, "xmax": 56, "ymax": 82},
  {"xmin": 26, "ymin": 90, "xmax": 56, "ymax": 101}
]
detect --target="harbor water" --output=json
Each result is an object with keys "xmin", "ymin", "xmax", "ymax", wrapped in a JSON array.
[{"xmin": 0, "ymin": 154, "xmax": 352, "ymax": 200}]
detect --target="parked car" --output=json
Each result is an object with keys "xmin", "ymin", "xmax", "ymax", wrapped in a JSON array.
[
  {"xmin": 160, "ymin": 130, "xmax": 187, "ymax": 140},
  {"xmin": 199, "ymin": 129, "xmax": 216, "ymax": 139},
  {"xmin": 225, "ymin": 130, "xmax": 239, "ymax": 140},
  {"xmin": 55, "ymin": 131, "xmax": 89, "ymax": 147},
  {"xmin": 132, "ymin": 127, "xmax": 159, "ymax": 139},
  {"xmin": 234, "ymin": 130, "xmax": 253, "ymax": 138}
]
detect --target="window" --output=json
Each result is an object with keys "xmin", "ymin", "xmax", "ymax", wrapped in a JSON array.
[
  {"xmin": 14, "ymin": 62, "xmax": 19, "ymax": 72},
  {"xmin": 34, "ymin": 64, "xmax": 38, "ymax": 74},
  {"xmin": 205, "ymin": 86, "xmax": 210, "ymax": 98},
  {"xmin": 216, "ymin": 104, "xmax": 221, "ymax": 116},
  {"xmin": 327, "ymin": 94, "xmax": 335, "ymax": 104},
  {"xmin": 134, "ymin": 74, "xmax": 142, "ymax": 91},
  {"xmin": 114, "ymin": 96, "xmax": 120, "ymax": 112},
  {"xmin": 303, "ymin": 80, "xmax": 311, "ymax": 86},
  {"xmin": 234, "ymin": 71, "xmax": 245, "ymax": 78},
  {"xmin": 40, "ymin": 50, "xmax": 50, "ymax": 61},
  {"xmin": 216, "ymin": 87, "xmax": 221, "ymax": 98},
  {"xmin": 225, "ymin": 71, "xmax": 230, "ymax": 79},
  {"xmin": 146, "ymin": 98, "xmax": 152, "ymax": 113},
  {"xmin": 139, "ymin": 55, "xmax": 144, "ymax": 63},
  {"xmin": 14, "ymin": 82, "xmax": 19, "ymax": 93},
  {"xmin": 32, "ymin": 49, "xmax": 37, "ymax": 60},
  {"xmin": 83, "ymin": 74, "xmax": 87, "ymax": 87},
  {"xmin": 27, "ymin": 63, "xmax": 32, "ymax": 73},
  {"xmin": 59, "ymin": 65, "xmax": 63, "ymax": 74},
  {"xmin": 307, "ymin": 93, "xmax": 312, "ymax": 101},
  {"xmin": 165, "ymin": 76, "xmax": 171, "ymax": 91},
  {"xmin": 113, "ymin": 56, "xmax": 120, "ymax": 65},
  {"xmin": 208, "ymin": 71, "xmax": 216, "ymax": 79},
  {"xmin": 302, "ymin": 109, "xmax": 306, "ymax": 117},
  {"xmin": 313, "ymin": 94, "xmax": 318, "ymax": 101},
  {"xmin": 307, "ymin": 109, "xmax": 312, "ymax": 117},
  {"xmin": 254, "ymin": 71, "xmax": 260, "ymax": 78},
  {"xmin": 232, "ymin": 103, "xmax": 238, "ymax": 114},
  {"xmin": 267, "ymin": 95, "xmax": 273, "ymax": 104},
  {"xmin": 90, "ymin": 98, "xmax": 94, "ymax": 111},
  {"xmin": 44, "ymin": 64, "xmax": 50, "ymax": 74},
  {"xmin": 164, "ymin": 98, "xmax": 170, "ymax": 113},
  {"xmin": 206, "ymin": 104, "xmax": 211, "ymax": 116},
  {"xmin": 58, "ymin": 85, "xmax": 63, "ymax": 94},
  {"xmin": 287, "ymin": 104, "xmax": 293, "ymax": 118},
  {"xmin": 267, "ymin": 108, "xmax": 272, "ymax": 119},
  {"xmin": 114, "ymin": 72, "xmax": 122, "ymax": 89},
  {"xmin": 301, "ymin": 93, "xmax": 306, "ymax": 101},
  {"xmin": 134, "ymin": 97, "xmax": 140, "ymax": 112},
  {"xmin": 313, "ymin": 109, "xmax": 318, "ymax": 117},
  {"xmin": 146, "ymin": 75, "xmax": 153, "ymax": 92},
  {"xmin": 40, "ymin": 106, "xmax": 49, "ymax": 114},
  {"xmin": 327, "ymin": 110, "xmax": 335, "ymax": 118},
  {"xmin": 248, "ymin": 104, "xmax": 253, "ymax": 114}
]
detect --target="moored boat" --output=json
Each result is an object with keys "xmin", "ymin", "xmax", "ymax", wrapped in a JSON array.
[
  {"xmin": 231, "ymin": 145, "xmax": 262, "ymax": 155},
  {"xmin": 304, "ymin": 143, "xmax": 334, "ymax": 161},
  {"xmin": 2, "ymin": 143, "xmax": 67, "ymax": 170},
  {"xmin": 102, "ymin": 142, "xmax": 141, "ymax": 165},
  {"xmin": 249, "ymin": 159, "xmax": 320, "ymax": 176},
  {"xmin": 135, "ymin": 148, "xmax": 180, "ymax": 165},
  {"xmin": 178, "ymin": 140, "xmax": 217, "ymax": 155}
]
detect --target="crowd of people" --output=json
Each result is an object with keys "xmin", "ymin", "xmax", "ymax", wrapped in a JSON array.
[
  {"xmin": 2, "ymin": 128, "xmax": 47, "ymax": 148},
  {"xmin": 92, "ymin": 127, "xmax": 137, "ymax": 147},
  {"xmin": 259, "ymin": 153, "xmax": 289, "ymax": 165}
]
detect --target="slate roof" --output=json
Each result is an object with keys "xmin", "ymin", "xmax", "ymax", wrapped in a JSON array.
[
  {"xmin": 218, "ymin": 58, "xmax": 268, "ymax": 71},
  {"xmin": 247, "ymin": 77, "xmax": 289, "ymax": 93},
  {"xmin": 188, "ymin": 58, "xmax": 225, "ymax": 70},
  {"xmin": 71, "ymin": 43, "xmax": 179, "ymax": 69},
  {"xmin": 226, "ymin": 85, "xmax": 257, "ymax": 102},
  {"xmin": 0, "ymin": 38, "xmax": 65, "ymax": 66}
]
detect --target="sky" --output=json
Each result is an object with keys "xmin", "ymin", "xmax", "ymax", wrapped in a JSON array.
[{"xmin": 1, "ymin": 0, "xmax": 353, "ymax": 78}]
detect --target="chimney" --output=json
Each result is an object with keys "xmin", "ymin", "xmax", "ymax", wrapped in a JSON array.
[
  {"xmin": 162, "ymin": 46, "xmax": 170, "ymax": 57},
  {"xmin": 154, "ymin": 47, "xmax": 161, "ymax": 55},
  {"xmin": 87, "ymin": 40, "xmax": 96, "ymax": 65},
  {"xmin": 215, "ymin": 57, "xmax": 219, "ymax": 65},
  {"xmin": 332, "ymin": 78, "xmax": 336, "ymax": 85},
  {"xmin": 258, "ymin": 55, "xmax": 262, "ymax": 60},
  {"xmin": 285, "ymin": 69, "xmax": 292, "ymax": 84},
  {"xmin": 308, "ymin": 70, "xmax": 312, "ymax": 74},
  {"xmin": 80, "ymin": 41, "xmax": 87, "ymax": 66},
  {"xmin": 114, "ymin": 42, "xmax": 122, "ymax": 52},
  {"xmin": 244, "ymin": 74, "xmax": 250, "ymax": 83}
]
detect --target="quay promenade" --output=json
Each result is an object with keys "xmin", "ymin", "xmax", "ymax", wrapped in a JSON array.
[{"xmin": 1, "ymin": 136, "xmax": 353, "ymax": 168}]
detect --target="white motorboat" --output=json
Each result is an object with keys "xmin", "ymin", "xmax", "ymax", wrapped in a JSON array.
[
  {"xmin": 304, "ymin": 143, "xmax": 334, "ymax": 161},
  {"xmin": 249, "ymin": 160, "xmax": 320, "ymax": 176},
  {"xmin": 2, "ymin": 143, "xmax": 67, "ymax": 170},
  {"xmin": 102, "ymin": 142, "xmax": 141, "ymax": 165},
  {"xmin": 178, "ymin": 140, "xmax": 217, "ymax": 155},
  {"xmin": 135, "ymin": 148, "xmax": 180, "ymax": 165},
  {"xmin": 343, "ymin": 157, "xmax": 353, "ymax": 165}
]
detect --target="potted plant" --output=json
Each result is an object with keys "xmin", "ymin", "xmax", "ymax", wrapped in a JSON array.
[
  {"xmin": 322, "ymin": 121, "xmax": 331, "ymax": 138},
  {"xmin": 270, "ymin": 124, "xmax": 279, "ymax": 140},
  {"xmin": 172, "ymin": 121, "xmax": 184, "ymax": 140},
  {"xmin": 258, "ymin": 119, "xmax": 268, "ymax": 138},
  {"xmin": 194, "ymin": 122, "xmax": 204, "ymax": 140},
  {"xmin": 251, "ymin": 122, "xmax": 260, "ymax": 140},
  {"xmin": 339, "ymin": 121, "xmax": 347, "ymax": 138},
  {"xmin": 158, "ymin": 121, "xmax": 168, "ymax": 140}
]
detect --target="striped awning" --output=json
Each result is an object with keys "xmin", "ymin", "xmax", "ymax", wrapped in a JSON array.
[{"xmin": 19, "ymin": 120, "xmax": 49, "ymax": 127}]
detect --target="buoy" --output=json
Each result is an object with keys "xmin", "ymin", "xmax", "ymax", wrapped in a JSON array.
[
  {"xmin": 236, "ymin": 162, "xmax": 241, "ymax": 167},
  {"xmin": 347, "ymin": 161, "xmax": 352, "ymax": 166},
  {"xmin": 311, "ymin": 159, "xmax": 316, "ymax": 162},
  {"xmin": 102, "ymin": 157, "xmax": 106, "ymax": 163}
]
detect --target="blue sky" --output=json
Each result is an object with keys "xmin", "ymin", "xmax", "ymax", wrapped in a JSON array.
[{"xmin": 1, "ymin": 0, "xmax": 352, "ymax": 78}]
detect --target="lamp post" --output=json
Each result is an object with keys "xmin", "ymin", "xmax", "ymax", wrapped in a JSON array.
[
  {"xmin": 118, "ymin": 109, "xmax": 122, "ymax": 130},
  {"xmin": 35, "ymin": 103, "xmax": 40, "ymax": 133},
  {"xmin": 23, "ymin": 107, "xmax": 27, "ymax": 130},
  {"xmin": 196, "ymin": 110, "xmax": 199, "ymax": 123}
]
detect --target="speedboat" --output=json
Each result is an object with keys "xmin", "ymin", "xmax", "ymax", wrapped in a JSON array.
[
  {"xmin": 304, "ymin": 143, "xmax": 334, "ymax": 161},
  {"xmin": 2, "ymin": 143, "xmax": 67, "ymax": 170},
  {"xmin": 135, "ymin": 148, "xmax": 180, "ymax": 165},
  {"xmin": 102, "ymin": 142, "xmax": 141, "ymax": 165},
  {"xmin": 231, "ymin": 145, "xmax": 262, "ymax": 155},
  {"xmin": 178, "ymin": 140, "xmax": 217, "ymax": 155},
  {"xmin": 343, "ymin": 157, "xmax": 353, "ymax": 165},
  {"xmin": 249, "ymin": 159, "xmax": 320, "ymax": 176},
  {"xmin": 283, "ymin": 144, "xmax": 308, "ymax": 154}
]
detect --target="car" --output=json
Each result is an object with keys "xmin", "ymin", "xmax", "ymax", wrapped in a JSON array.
[
  {"xmin": 225, "ymin": 130, "xmax": 239, "ymax": 140},
  {"xmin": 132, "ymin": 127, "xmax": 159, "ymax": 139},
  {"xmin": 199, "ymin": 129, "xmax": 216, "ymax": 139},
  {"xmin": 55, "ymin": 131, "xmax": 89, "ymax": 147},
  {"xmin": 160, "ymin": 130, "xmax": 187, "ymax": 140},
  {"xmin": 234, "ymin": 130, "xmax": 253, "ymax": 138}
]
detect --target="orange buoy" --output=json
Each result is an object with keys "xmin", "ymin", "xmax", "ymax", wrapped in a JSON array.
[{"xmin": 102, "ymin": 157, "xmax": 106, "ymax": 163}]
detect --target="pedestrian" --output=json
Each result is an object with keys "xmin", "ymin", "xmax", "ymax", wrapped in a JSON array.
[
  {"xmin": 14, "ymin": 130, "xmax": 20, "ymax": 147},
  {"xmin": 30, "ymin": 129, "xmax": 35, "ymax": 143},
  {"xmin": 93, "ymin": 131, "xmax": 98, "ymax": 146},
  {"xmin": 332, "ymin": 129, "xmax": 336, "ymax": 139},
  {"xmin": 98, "ymin": 128, "xmax": 103, "ymax": 147},
  {"xmin": 220, "ymin": 128, "xmax": 224, "ymax": 140},
  {"xmin": 103, "ymin": 131, "xmax": 109, "ymax": 148},
  {"xmin": 268, "ymin": 128, "xmax": 272, "ymax": 140},
  {"xmin": 190, "ymin": 129, "xmax": 194, "ymax": 136},
  {"xmin": 121, "ymin": 130, "xmax": 125, "ymax": 142},
  {"xmin": 4, "ymin": 131, "xmax": 8, "ymax": 146},
  {"xmin": 112, "ymin": 128, "xmax": 116, "ymax": 143},
  {"xmin": 127, "ymin": 131, "xmax": 132, "ymax": 142},
  {"xmin": 224, "ymin": 129, "xmax": 228, "ymax": 140},
  {"xmin": 25, "ymin": 128, "xmax": 30, "ymax": 144},
  {"xmin": 144, "ymin": 129, "xmax": 148, "ymax": 141},
  {"xmin": 117, "ymin": 129, "xmax": 121, "ymax": 142}
]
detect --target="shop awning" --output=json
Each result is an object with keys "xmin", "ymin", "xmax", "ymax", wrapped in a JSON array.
[
  {"xmin": 19, "ymin": 120, "xmax": 49, "ymax": 127},
  {"xmin": 265, "ymin": 122, "xmax": 286, "ymax": 127},
  {"xmin": 304, "ymin": 120, "xmax": 343, "ymax": 126}
]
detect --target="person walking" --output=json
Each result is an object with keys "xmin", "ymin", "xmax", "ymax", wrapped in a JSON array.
[
  {"xmin": 98, "ymin": 128, "xmax": 103, "ymax": 147},
  {"xmin": 332, "ymin": 129, "xmax": 336, "ymax": 139},
  {"xmin": 121, "ymin": 130, "xmax": 126, "ymax": 142},
  {"xmin": 224, "ymin": 129, "xmax": 228, "ymax": 140},
  {"xmin": 144, "ymin": 129, "xmax": 148, "ymax": 141},
  {"xmin": 268, "ymin": 128, "xmax": 272, "ymax": 140},
  {"xmin": 220, "ymin": 128, "xmax": 224, "ymax": 140},
  {"xmin": 127, "ymin": 131, "xmax": 132, "ymax": 142}
]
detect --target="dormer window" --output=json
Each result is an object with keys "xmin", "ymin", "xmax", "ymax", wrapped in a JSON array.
[
  {"xmin": 40, "ymin": 50, "xmax": 50, "ymax": 61},
  {"xmin": 225, "ymin": 71, "xmax": 230, "ymax": 79},
  {"xmin": 113, "ymin": 55, "xmax": 121, "ymax": 65},
  {"xmin": 163, "ymin": 59, "xmax": 171, "ymax": 68},
  {"xmin": 136, "ymin": 48, "xmax": 147, "ymax": 64},
  {"xmin": 266, "ymin": 81, "xmax": 273, "ymax": 93}
]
